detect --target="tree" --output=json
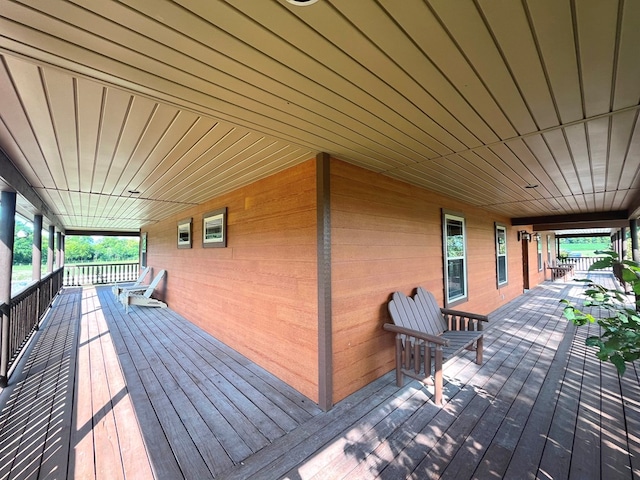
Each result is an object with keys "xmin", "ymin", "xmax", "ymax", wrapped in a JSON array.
[
  {"xmin": 64, "ymin": 236, "xmax": 139, "ymax": 263},
  {"xmin": 65, "ymin": 236, "xmax": 95, "ymax": 263},
  {"xmin": 13, "ymin": 218, "xmax": 33, "ymax": 265}
]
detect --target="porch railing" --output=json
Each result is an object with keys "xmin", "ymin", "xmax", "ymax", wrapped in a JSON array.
[
  {"xmin": 0, "ymin": 267, "xmax": 64, "ymax": 386},
  {"xmin": 63, "ymin": 262, "xmax": 140, "ymax": 286},
  {"xmin": 560, "ymin": 255, "xmax": 612, "ymax": 272}
]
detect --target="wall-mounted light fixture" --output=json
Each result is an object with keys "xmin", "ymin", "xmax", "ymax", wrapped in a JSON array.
[
  {"xmin": 518, "ymin": 230, "xmax": 532, "ymax": 242},
  {"xmin": 534, "ymin": 233, "xmax": 541, "ymax": 242},
  {"xmin": 286, "ymin": 0, "xmax": 319, "ymax": 5}
]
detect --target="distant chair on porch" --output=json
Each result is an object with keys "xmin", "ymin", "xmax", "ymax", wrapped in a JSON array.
[
  {"xmin": 112, "ymin": 266, "xmax": 151, "ymax": 299},
  {"xmin": 119, "ymin": 269, "xmax": 167, "ymax": 313}
]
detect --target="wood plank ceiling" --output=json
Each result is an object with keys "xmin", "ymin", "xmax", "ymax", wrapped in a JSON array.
[{"xmin": 0, "ymin": 0, "xmax": 639, "ymax": 232}]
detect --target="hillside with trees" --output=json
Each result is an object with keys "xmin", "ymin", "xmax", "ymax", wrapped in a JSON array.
[{"xmin": 13, "ymin": 217, "xmax": 139, "ymax": 265}]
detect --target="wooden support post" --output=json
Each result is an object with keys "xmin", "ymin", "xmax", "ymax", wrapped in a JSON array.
[
  {"xmin": 0, "ymin": 191, "xmax": 17, "ymax": 387},
  {"xmin": 59, "ymin": 233, "xmax": 65, "ymax": 267},
  {"xmin": 47, "ymin": 225, "xmax": 55, "ymax": 273},
  {"xmin": 32, "ymin": 214, "xmax": 42, "ymax": 281},
  {"xmin": 56, "ymin": 231, "xmax": 62, "ymax": 269},
  {"xmin": 631, "ymin": 219, "xmax": 639, "ymax": 264}
]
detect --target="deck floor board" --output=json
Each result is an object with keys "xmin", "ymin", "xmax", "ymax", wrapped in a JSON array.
[{"xmin": 1, "ymin": 273, "xmax": 639, "ymax": 479}]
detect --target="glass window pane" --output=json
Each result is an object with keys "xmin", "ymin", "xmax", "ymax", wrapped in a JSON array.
[
  {"xmin": 448, "ymin": 258, "xmax": 465, "ymax": 299},
  {"xmin": 497, "ymin": 229, "xmax": 506, "ymax": 255},
  {"xmin": 447, "ymin": 220, "xmax": 464, "ymax": 258},
  {"xmin": 496, "ymin": 225, "xmax": 507, "ymax": 285},
  {"xmin": 498, "ymin": 256, "xmax": 507, "ymax": 283},
  {"xmin": 445, "ymin": 214, "xmax": 466, "ymax": 302}
]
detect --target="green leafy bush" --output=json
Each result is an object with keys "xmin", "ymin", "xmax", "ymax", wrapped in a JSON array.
[{"xmin": 560, "ymin": 250, "xmax": 640, "ymax": 375}]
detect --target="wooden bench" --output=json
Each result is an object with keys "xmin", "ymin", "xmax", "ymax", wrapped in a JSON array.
[{"xmin": 384, "ymin": 287, "xmax": 489, "ymax": 405}]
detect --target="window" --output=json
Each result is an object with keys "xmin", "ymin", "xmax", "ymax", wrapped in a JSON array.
[
  {"xmin": 537, "ymin": 234, "xmax": 543, "ymax": 271},
  {"xmin": 547, "ymin": 235, "xmax": 552, "ymax": 264},
  {"xmin": 443, "ymin": 213, "xmax": 467, "ymax": 304},
  {"xmin": 496, "ymin": 224, "xmax": 507, "ymax": 285},
  {"xmin": 141, "ymin": 232, "xmax": 147, "ymax": 267}
]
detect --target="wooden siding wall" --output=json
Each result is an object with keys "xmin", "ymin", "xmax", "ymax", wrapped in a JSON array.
[
  {"xmin": 330, "ymin": 160, "xmax": 528, "ymax": 402},
  {"xmin": 144, "ymin": 160, "xmax": 320, "ymax": 401}
]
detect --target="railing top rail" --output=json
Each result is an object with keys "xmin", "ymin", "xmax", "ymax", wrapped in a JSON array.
[
  {"xmin": 10, "ymin": 267, "xmax": 64, "ymax": 305},
  {"xmin": 65, "ymin": 261, "xmax": 139, "ymax": 266}
]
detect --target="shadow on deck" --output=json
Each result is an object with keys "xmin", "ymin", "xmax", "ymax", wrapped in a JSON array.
[{"xmin": 1, "ymin": 275, "xmax": 639, "ymax": 479}]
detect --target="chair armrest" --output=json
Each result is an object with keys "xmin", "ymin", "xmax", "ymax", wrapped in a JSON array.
[
  {"xmin": 121, "ymin": 285, "xmax": 147, "ymax": 295},
  {"xmin": 383, "ymin": 323, "xmax": 449, "ymax": 346}
]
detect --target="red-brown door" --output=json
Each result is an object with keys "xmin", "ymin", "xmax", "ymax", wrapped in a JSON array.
[{"xmin": 522, "ymin": 239, "xmax": 530, "ymax": 290}]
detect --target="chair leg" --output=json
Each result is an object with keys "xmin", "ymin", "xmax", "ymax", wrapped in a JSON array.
[
  {"xmin": 434, "ymin": 346, "xmax": 443, "ymax": 406},
  {"xmin": 395, "ymin": 336, "xmax": 404, "ymax": 387}
]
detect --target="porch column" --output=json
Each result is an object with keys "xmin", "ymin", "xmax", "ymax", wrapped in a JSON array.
[
  {"xmin": 59, "ymin": 233, "xmax": 65, "ymax": 267},
  {"xmin": 621, "ymin": 227, "xmax": 628, "ymax": 260},
  {"xmin": 56, "ymin": 231, "xmax": 62, "ymax": 269},
  {"xmin": 47, "ymin": 225, "xmax": 55, "ymax": 273},
  {"xmin": 0, "ymin": 191, "xmax": 17, "ymax": 387},
  {"xmin": 631, "ymin": 219, "xmax": 639, "ymax": 263},
  {"xmin": 32, "ymin": 214, "xmax": 42, "ymax": 281}
]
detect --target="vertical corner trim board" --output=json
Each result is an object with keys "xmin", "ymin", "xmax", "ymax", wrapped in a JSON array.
[{"xmin": 316, "ymin": 152, "xmax": 332, "ymax": 411}]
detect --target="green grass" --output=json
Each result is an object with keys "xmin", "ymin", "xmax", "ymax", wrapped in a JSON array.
[
  {"xmin": 560, "ymin": 243, "xmax": 611, "ymax": 256},
  {"xmin": 11, "ymin": 264, "xmax": 38, "ymax": 282}
]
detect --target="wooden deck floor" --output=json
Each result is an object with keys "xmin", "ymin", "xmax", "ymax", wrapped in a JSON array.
[{"xmin": 1, "ymin": 275, "xmax": 639, "ymax": 479}]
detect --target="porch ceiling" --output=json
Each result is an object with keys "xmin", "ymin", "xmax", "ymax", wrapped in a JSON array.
[{"xmin": 1, "ymin": 1, "xmax": 640, "ymax": 232}]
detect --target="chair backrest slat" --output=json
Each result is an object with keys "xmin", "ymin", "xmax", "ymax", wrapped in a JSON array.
[
  {"xmin": 142, "ymin": 270, "xmax": 166, "ymax": 298},
  {"xmin": 134, "ymin": 266, "xmax": 151, "ymax": 286},
  {"xmin": 388, "ymin": 288, "xmax": 445, "ymax": 337},
  {"xmin": 414, "ymin": 287, "xmax": 447, "ymax": 334}
]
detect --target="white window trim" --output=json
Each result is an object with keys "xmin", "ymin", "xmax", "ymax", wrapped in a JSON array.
[
  {"xmin": 496, "ymin": 224, "xmax": 508, "ymax": 286},
  {"xmin": 443, "ymin": 212, "xmax": 468, "ymax": 305}
]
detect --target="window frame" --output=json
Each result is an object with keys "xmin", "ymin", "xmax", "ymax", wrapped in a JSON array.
[
  {"xmin": 537, "ymin": 234, "xmax": 543, "ymax": 271},
  {"xmin": 495, "ymin": 223, "xmax": 508, "ymax": 286},
  {"xmin": 442, "ymin": 211, "xmax": 468, "ymax": 306}
]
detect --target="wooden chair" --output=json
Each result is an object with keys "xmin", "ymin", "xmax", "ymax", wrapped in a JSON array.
[
  {"xmin": 119, "ymin": 269, "xmax": 167, "ymax": 313},
  {"xmin": 112, "ymin": 266, "xmax": 151, "ymax": 299},
  {"xmin": 384, "ymin": 287, "xmax": 488, "ymax": 405},
  {"xmin": 546, "ymin": 261, "xmax": 574, "ymax": 281}
]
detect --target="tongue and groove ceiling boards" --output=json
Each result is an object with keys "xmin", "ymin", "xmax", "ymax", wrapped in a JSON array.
[{"xmin": 0, "ymin": 0, "xmax": 639, "ymax": 232}]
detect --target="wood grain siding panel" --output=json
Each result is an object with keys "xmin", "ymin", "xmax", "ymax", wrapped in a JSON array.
[
  {"xmin": 330, "ymin": 160, "xmax": 524, "ymax": 402},
  {"xmin": 144, "ymin": 160, "xmax": 319, "ymax": 401}
]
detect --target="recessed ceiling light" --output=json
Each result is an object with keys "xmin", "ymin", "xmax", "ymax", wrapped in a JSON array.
[{"xmin": 286, "ymin": 0, "xmax": 319, "ymax": 5}]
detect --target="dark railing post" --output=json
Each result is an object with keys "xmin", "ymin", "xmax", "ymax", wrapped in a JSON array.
[
  {"xmin": 631, "ymin": 219, "xmax": 639, "ymax": 263},
  {"xmin": 0, "ymin": 191, "xmax": 17, "ymax": 387},
  {"xmin": 0, "ymin": 303, "xmax": 9, "ymax": 387}
]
